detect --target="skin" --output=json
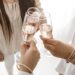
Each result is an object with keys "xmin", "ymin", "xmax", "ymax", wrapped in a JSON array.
[
  {"xmin": 41, "ymin": 37, "xmax": 75, "ymax": 64},
  {"xmin": 19, "ymin": 40, "xmax": 40, "ymax": 73},
  {"xmin": 18, "ymin": 0, "xmax": 41, "ymax": 73}
]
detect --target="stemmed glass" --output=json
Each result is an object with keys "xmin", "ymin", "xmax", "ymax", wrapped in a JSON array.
[
  {"xmin": 39, "ymin": 10, "xmax": 53, "ymax": 39},
  {"xmin": 22, "ymin": 7, "xmax": 41, "ymax": 43},
  {"xmin": 17, "ymin": 7, "xmax": 41, "ymax": 63},
  {"xmin": 22, "ymin": 7, "xmax": 53, "ymax": 56},
  {"xmin": 39, "ymin": 10, "xmax": 53, "ymax": 56}
]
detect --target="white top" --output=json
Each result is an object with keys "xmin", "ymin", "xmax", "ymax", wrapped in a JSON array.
[
  {"xmin": 0, "ymin": 0, "xmax": 33, "ymax": 75},
  {"xmin": 17, "ymin": 70, "xmax": 33, "ymax": 75},
  {"xmin": 0, "ymin": 0, "xmax": 22, "ymax": 57}
]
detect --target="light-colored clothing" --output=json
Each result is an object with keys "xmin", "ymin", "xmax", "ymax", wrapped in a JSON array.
[
  {"xmin": 56, "ymin": 59, "xmax": 68, "ymax": 74},
  {"xmin": 56, "ymin": 31, "xmax": 75, "ymax": 75},
  {"xmin": 0, "ymin": 0, "xmax": 22, "ymax": 57},
  {"xmin": 17, "ymin": 70, "xmax": 32, "ymax": 75},
  {"xmin": 0, "ymin": 0, "xmax": 22, "ymax": 75},
  {"xmin": 3, "ymin": 0, "xmax": 22, "ymax": 56}
]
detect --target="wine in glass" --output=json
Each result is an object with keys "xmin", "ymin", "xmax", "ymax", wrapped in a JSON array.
[
  {"xmin": 22, "ymin": 7, "xmax": 41, "ymax": 43},
  {"xmin": 39, "ymin": 10, "xmax": 53, "ymax": 56},
  {"xmin": 40, "ymin": 11, "xmax": 53, "ymax": 39}
]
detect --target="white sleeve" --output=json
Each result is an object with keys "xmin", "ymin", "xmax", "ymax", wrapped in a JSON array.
[
  {"xmin": 56, "ymin": 59, "xmax": 68, "ymax": 74},
  {"xmin": 17, "ymin": 70, "xmax": 33, "ymax": 75}
]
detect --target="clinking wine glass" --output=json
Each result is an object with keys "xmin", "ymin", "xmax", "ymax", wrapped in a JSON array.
[
  {"xmin": 16, "ymin": 7, "xmax": 41, "ymax": 63},
  {"xmin": 40, "ymin": 11, "xmax": 53, "ymax": 39},
  {"xmin": 39, "ymin": 10, "xmax": 53, "ymax": 56},
  {"xmin": 22, "ymin": 7, "xmax": 41, "ymax": 43}
]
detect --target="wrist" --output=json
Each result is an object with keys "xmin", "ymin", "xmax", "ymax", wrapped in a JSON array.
[
  {"xmin": 19, "ymin": 65, "xmax": 31, "ymax": 73},
  {"xmin": 17, "ymin": 63, "xmax": 33, "ymax": 73},
  {"xmin": 65, "ymin": 46, "xmax": 74, "ymax": 59},
  {"xmin": 66, "ymin": 47, "xmax": 75, "ymax": 63}
]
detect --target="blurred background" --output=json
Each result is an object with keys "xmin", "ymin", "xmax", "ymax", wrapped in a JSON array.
[{"xmin": 0, "ymin": 0, "xmax": 75, "ymax": 75}]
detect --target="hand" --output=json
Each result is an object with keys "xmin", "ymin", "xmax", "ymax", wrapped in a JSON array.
[
  {"xmin": 0, "ymin": 51, "xmax": 4, "ymax": 61},
  {"xmin": 20, "ymin": 40, "xmax": 40, "ymax": 73},
  {"xmin": 41, "ymin": 37, "xmax": 73, "ymax": 59}
]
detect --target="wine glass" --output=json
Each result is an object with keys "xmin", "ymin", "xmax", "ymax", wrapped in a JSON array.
[
  {"xmin": 16, "ymin": 7, "xmax": 41, "ymax": 63},
  {"xmin": 40, "ymin": 11, "xmax": 53, "ymax": 39},
  {"xmin": 39, "ymin": 10, "xmax": 53, "ymax": 56},
  {"xmin": 22, "ymin": 7, "xmax": 41, "ymax": 43}
]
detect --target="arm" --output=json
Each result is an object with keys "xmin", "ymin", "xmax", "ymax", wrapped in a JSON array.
[
  {"xmin": 41, "ymin": 37, "xmax": 75, "ymax": 64},
  {"xmin": 17, "ymin": 40, "xmax": 40, "ymax": 75}
]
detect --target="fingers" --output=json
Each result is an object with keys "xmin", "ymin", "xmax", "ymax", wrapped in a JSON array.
[
  {"xmin": 44, "ymin": 43, "xmax": 55, "ymax": 50},
  {"xmin": 41, "ymin": 36, "xmax": 57, "ymax": 45}
]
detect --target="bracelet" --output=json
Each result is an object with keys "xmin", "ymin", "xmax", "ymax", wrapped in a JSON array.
[
  {"xmin": 67, "ymin": 48, "xmax": 75, "ymax": 63},
  {"xmin": 70, "ymin": 50, "xmax": 75, "ymax": 64},
  {"xmin": 17, "ymin": 63, "xmax": 33, "ymax": 73}
]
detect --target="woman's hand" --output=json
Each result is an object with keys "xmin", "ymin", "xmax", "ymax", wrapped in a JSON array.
[
  {"xmin": 20, "ymin": 40, "xmax": 40, "ymax": 73},
  {"xmin": 41, "ymin": 37, "xmax": 73, "ymax": 59},
  {"xmin": 0, "ymin": 51, "xmax": 4, "ymax": 61}
]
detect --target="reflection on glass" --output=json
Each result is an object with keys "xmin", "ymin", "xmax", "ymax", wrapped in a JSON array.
[{"xmin": 22, "ymin": 7, "xmax": 41, "ymax": 43}]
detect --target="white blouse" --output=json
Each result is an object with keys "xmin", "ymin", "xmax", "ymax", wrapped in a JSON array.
[
  {"xmin": 0, "ymin": 0, "xmax": 32, "ymax": 75},
  {"xmin": 0, "ymin": 0, "xmax": 22, "ymax": 57},
  {"xmin": 17, "ymin": 70, "xmax": 32, "ymax": 75},
  {"xmin": 0, "ymin": 0, "xmax": 42, "ymax": 75}
]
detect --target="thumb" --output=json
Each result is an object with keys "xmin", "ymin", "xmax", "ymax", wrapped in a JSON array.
[
  {"xmin": 20, "ymin": 42, "xmax": 30, "ymax": 55},
  {"xmin": 30, "ymin": 40, "xmax": 37, "ymax": 51}
]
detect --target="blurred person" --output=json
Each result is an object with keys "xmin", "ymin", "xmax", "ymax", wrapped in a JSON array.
[{"xmin": 0, "ymin": 0, "xmax": 40, "ymax": 75}]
